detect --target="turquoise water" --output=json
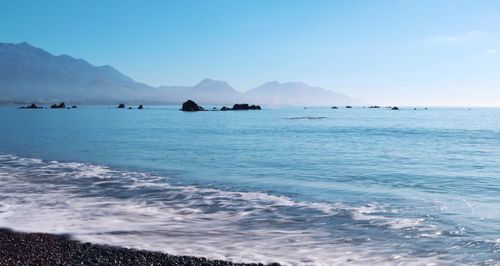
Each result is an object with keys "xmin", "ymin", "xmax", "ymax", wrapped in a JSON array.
[{"xmin": 0, "ymin": 106, "xmax": 499, "ymax": 265}]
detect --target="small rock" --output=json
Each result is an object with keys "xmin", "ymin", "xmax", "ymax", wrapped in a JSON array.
[
  {"xmin": 391, "ymin": 107, "xmax": 399, "ymax": 110},
  {"xmin": 51, "ymin": 102, "xmax": 66, "ymax": 109},
  {"xmin": 117, "ymin": 104, "xmax": 125, "ymax": 109},
  {"xmin": 138, "ymin": 105, "xmax": 144, "ymax": 109},
  {"xmin": 19, "ymin": 103, "xmax": 42, "ymax": 109}
]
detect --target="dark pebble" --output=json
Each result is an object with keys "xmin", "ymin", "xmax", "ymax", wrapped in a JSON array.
[{"xmin": 0, "ymin": 229, "xmax": 279, "ymax": 266}]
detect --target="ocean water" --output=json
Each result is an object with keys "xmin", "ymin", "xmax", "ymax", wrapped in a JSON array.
[{"xmin": 0, "ymin": 106, "xmax": 499, "ymax": 265}]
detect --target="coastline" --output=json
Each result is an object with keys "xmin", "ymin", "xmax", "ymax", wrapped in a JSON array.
[{"xmin": 0, "ymin": 229, "xmax": 278, "ymax": 266}]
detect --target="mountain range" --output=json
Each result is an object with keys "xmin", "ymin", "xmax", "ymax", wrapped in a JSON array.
[{"xmin": 0, "ymin": 42, "xmax": 362, "ymax": 106}]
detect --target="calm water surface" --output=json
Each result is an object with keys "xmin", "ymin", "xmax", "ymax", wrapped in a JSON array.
[{"xmin": 0, "ymin": 106, "xmax": 499, "ymax": 265}]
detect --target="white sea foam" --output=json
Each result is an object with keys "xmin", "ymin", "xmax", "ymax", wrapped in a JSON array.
[
  {"xmin": 348, "ymin": 203, "xmax": 432, "ymax": 232},
  {"xmin": 0, "ymin": 154, "xmax": 460, "ymax": 265}
]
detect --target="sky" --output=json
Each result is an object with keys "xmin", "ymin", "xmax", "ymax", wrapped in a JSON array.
[{"xmin": 1, "ymin": 0, "xmax": 499, "ymax": 106}]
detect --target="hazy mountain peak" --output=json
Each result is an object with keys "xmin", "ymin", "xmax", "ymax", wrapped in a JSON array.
[
  {"xmin": 195, "ymin": 78, "xmax": 234, "ymax": 90},
  {"xmin": 246, "ymin": 80, "xmax": 361, "ymax": 106},
  {"xmin": 255, "ymin": 81, "xmax": 314, "ymax": 91},
  {"xmin": 258, "ymin": 81, "xmax": 309, "ymax": 88},
  {"xmin": 0, "ymin": 41, "xmax": 47, "ymax": 55},
  {"xmin": 18, "ymin": 42, "xmax": 34, "ymax": 48},
  {"xmin": 4, "ymin": 42, "xmax": 35, "ymax": 49},
  {"xmin": 263, "ymin": 81, "xmax": 280, "ymax": 86}
]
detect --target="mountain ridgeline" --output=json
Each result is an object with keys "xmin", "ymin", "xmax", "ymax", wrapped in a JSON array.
[{"xmin": 0, "ymin": 42, "xmax": 362, "ymax": 106}]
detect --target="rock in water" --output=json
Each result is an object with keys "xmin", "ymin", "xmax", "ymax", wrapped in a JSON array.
[
  {"xmin": 71, "ymin": 105, "xmax": 78, "ymax": 108},
  {"xmin": 50, "ymin": 102, "xmax": 65, "ymax": 109},
  {"xmin": 181, "ymin": 100, "xmax": 204, "ymax": 111},
  {"xmin": 391, "ymin": 107, "xmax": 399, "ymax": 110},
  {"xmin": 117, "ymin": 103, "xmax": 125, "ymax": 109},
  {"xmin": 138, "ymin": 105, "xmax": 144, "ymax": 109},
  {"xmin": 231, "ymin": 104, "xmax": 261, "ymax": 110},
  {"xmin": 220, "ymin": 106, "xmax": 230, "ymax": 111},
  {"xmin": 19, "ymin": 104, "xmax": 42, "ymax": 109},
  {"xmin": 346, "ymin": 106, "xmax": 352, "ymax": 109},
  {"xmin": 232, "ymin": 103, "xmax": 250, "ymax": 110},
  {"xmin": 331, "ymin": 106, "xmax": 338, "ymax": 109}
]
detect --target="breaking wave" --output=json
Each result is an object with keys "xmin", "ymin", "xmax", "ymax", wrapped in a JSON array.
[{"xmin": 0, "ymin": 154, "xmax": 492, "ymax": 265}]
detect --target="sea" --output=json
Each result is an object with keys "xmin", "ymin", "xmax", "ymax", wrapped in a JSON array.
[{"xmin": 0, "ymin": 105, "xmax": 498, "ymax": 265}]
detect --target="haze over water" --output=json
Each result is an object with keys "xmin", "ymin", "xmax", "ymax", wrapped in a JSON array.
[{"xmin": 0, "ymin": 106, "xmax": 498, "ymax": 265}]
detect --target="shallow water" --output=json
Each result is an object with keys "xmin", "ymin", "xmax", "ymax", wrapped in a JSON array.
[{"xmin": 0, "ymin": 106, "xmax": 499, "ymax": 265}]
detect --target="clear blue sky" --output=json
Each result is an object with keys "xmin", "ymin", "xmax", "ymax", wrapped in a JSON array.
[{"xmin": 1, "ymin": 0, "xmax": 499, "ymax": 106}]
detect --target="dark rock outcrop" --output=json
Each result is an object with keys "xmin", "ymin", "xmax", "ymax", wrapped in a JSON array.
[
  {"xmin": 391, "ymin": 107, "xmax": 399, "ymax": 110},
  {"xmin": 50, "ymin": 102, "xmax": 65, "ymax": 109},
  {"xmin": 117, "ymin": 103, "xmax": 125, "ymax": 109},
  {"xmin": 71, "ymin": 105, "xmax": 78, "ymax": 108},
  {"xmin": 346, "ymin": 106, "xmax": 352, "ymax": 109},
  {"xmin": 181, "ymin": 101, "xmax": 261, "ymax": 112},
  {"xmin": 232, "ymin": 103, "xmax": 250, "ymax": 110},
  {"xmin": 331, "ymin": 106, "xmax": 338, "ymax": 109},
  {"xmin": 138, "ymin": 105, "xmax": 144, "ymax": 109},
  {"xmin": 231, "ymin": 104, "xmax": 261, "ymax": 110},
  {"xmin": 369, "ymin": 106, "xmax": 380, "ymax": 108},
  {"xmin": 181, "ymin": 100, "xmax": 204, "ymax": 111},
  {"xmin": 19, "ymin": 103, "xmax": 42, "ymax": 109}
]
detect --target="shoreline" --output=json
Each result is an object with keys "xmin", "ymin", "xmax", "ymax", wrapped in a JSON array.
[{"xmin": 0, "ymin": 229, "xmax": 279, "ymax": 266}]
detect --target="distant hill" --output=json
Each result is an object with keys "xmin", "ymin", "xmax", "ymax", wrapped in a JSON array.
[
  {"xmin": 245, "ymin": 81, "xmax": 361, "ymax": 106},
  {"xmin": 0, "ymin": 42, "xmax": 153, "ymax": 103},
  {"xmin": 157, "ymin": 79, "xmax": 243, "ymax": 105},
  {"xmin": 0, "ymin": 42, "xmax": 362, "ymax": 106}
]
